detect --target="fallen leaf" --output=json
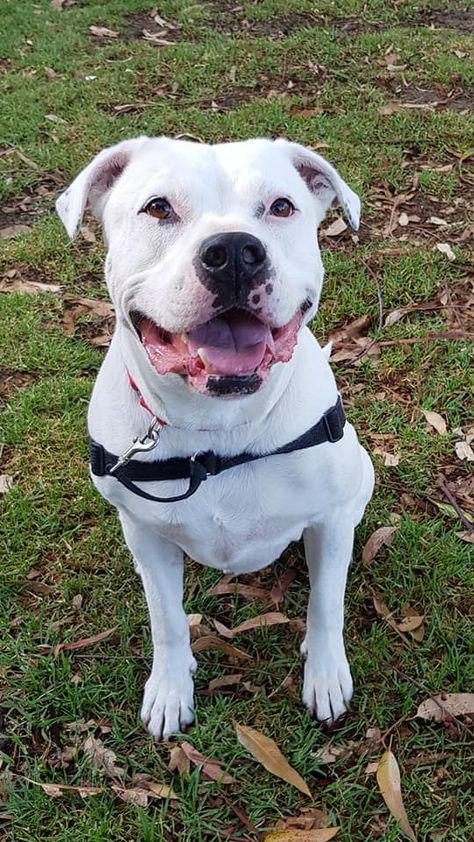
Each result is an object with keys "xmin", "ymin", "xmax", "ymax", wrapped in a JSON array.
[
  {"xmin": 208, "ymin": 673, "xmax": 243, "ymax": 691},
  {"xmin": 421, "ymin": 410, "xmax": 447, "ymax": 435},
  {"xmin": 435, "ymin": 242, "xmax": 455, "ymax": 261},
  {"xmin": 429, "ymin": 216, "xmax": 448, "ymax": 226},
  {"xmin": 168, "ymin": 746, "xmax": 190, "ymax": 775},
  {"xmin": 455, "ymin": 531, "xmax": 474, "ymax": 544},
  {"xmin": 0, "ymin": 224, "xmax": 31, "ymax": 239},
  {"xmin": 180, "ymin": 741, "xmax": 234, "ymax": 784},
  {"xmin": 111, "ymin": 785, "xmax": 148, "ymax": 807},
  {"xmin": 45, "ymin": 113, "xmax": 67, "ymax": 124},
  {"xmin": 191, "ymin": 635, "xmax": 251, "ymax": 660},
  {"xmin": 83, "ymin": 735, "xmax": 125, "ymax": 778},
  {"xmin": 52, "ymin": 626, "xmax": 117, "ymax": 656},
  {"xmin": 89, "ymin": 25, "xmax": 119, "ymax": 38},
  {"xmin": 397, "ymin": 614, "xmax": 424, "ymax": 633},
  {"xmin": 314, "ymin": 744, "xmax": 348, "ymax": 765},
  {"xmin": 234, "ymin": 722, "xmax": 311, "ymax": 797},
  {"xmin": 378, "ymin": 102, "xmax": 402, "ymax": 116},
  {"xmin": 146, "ymin": 782, "xmax": 178, "ymax": 799},
  {"xmin": 26, "ymin": 777, "xmax": 102, "ymax": 798},
  {"xmin": 264, "ymin": 829, "xmax": 339, "ymax": 841},
  {"xmin": 0, "ymin": 475, "xmax": 14, "ymax": 494},
  {"xmin": 362, "ymin": 526, "xmax": 398, "ymax": 563},
  {"xmin": 455, "ymin": 441, "xmax": 474, "ymax": 462},
  {"xmin": 207, "ymin": 581, "xmax": 271, "ymax": 602},
  {"xmin": 270, "ymin": 560, "xmax": 298, "ymax": 607},
  {"xmin": 376, "ymin": 750, "xmax": 417, "ymax": 842},
  {"xmin": 142, "ymin": 29, "xmax": 176, "ymax": 45},
  {"xmin": 383, "ymin": 452, "xmax": 400, "ymax": 467},
  {"xmin": 51, "ymin": 0, "xmax": 75, "ymax": 9},
  {"xmin": 0, "ymin": 276, "xmax": 61, "ymax": 295},
  {"xmin": 329, "ymin": 315, "xmax": 371, "ymax": 344},
  {"xmin": 227, "ymin": 611, "xmax": 290, "ymax": 637},
  {"xmin": 398, "ymin": 212, "xmax": 409, "ymax": 227},
  {"xmin": 62, "ymin": 295, "xmax": 114, "ymax": 337},
  {"xmin": 365, "ymin": 761, "xmax": 379, "ymax": 776},
  {"xmin": 272, "ymin": 808, "xmax": 331, "ymax": 831},
  {"xmin": 323, "ymin": 217, "xmax": 347, "ymax": 237},
  {"xmin": 416, "ymin": 693, "xmax": 474, "ymax": 723}
]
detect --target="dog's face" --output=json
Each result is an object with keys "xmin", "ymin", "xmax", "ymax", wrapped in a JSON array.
[{"xmin": 57, "ymin": 137, "xmax": 360, "ymax": 397}]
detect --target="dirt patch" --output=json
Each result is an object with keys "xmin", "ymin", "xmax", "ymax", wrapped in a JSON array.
[
  {"xmin": 420, "ymin": 5, "xmax": 474, "ymax": 33},
  {"xmin": 0, "ymin": 175, "xmax": 62, "ymax": 234},
  {"xmin": 0, "ymin": 369, "xmax": 34, "ymax": 408},
  {"xmin": 380, "ymin": 80, "xmax": 473, "ymax": 113},
  {"xmin": 121, "ymin": 11, "xmax": 186, "ymax": 43}
]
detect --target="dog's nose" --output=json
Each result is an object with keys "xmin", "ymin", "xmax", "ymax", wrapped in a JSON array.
[{"xmin": 199, "ymin": 232, "xmax": 267, "ymax": 283}]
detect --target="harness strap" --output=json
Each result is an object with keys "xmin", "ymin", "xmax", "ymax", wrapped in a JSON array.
[{"xmin": 90, "ymin": 396, "xmax": 346, "ymax": 504}]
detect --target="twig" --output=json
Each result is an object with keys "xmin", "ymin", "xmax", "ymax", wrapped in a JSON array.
[
  {"xmin": 379, "ymin": 331, "xmax": 474, "ymax": 346},
  {"xmin": 346, "ymin": 259, "xmax": 384, "ymax": 364},
  {"xmin": 438, "ymin": 480, "xmax": 474, "ymax": 533}
]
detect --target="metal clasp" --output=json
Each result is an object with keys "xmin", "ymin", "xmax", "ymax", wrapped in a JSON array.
[{"xmin": 108, "ymin": 417, "xmax": 163, "ymax": 474}]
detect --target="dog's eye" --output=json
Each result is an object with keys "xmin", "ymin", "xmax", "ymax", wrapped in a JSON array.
[
  {"xmin": 143, "ymin": 197, "xmax": 174, "ymax": 220},
  {"xmin": 270, "ymin": 198, "xmax": 295, "ymax": 218}
]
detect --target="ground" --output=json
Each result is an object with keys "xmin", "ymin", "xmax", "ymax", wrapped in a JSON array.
[{"xmin": 0, "ymin": 1, "xmax": 473, "ymax": 840}]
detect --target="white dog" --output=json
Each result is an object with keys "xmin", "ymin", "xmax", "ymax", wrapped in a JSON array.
[{"xmin": 56, "ymin": 136, "xmax": 374, "ymax": 740}]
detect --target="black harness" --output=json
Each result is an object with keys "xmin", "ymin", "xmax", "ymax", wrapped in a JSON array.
[{"xmin": 90, "ymin": 396, "xmax": 346, "ymax": 504}]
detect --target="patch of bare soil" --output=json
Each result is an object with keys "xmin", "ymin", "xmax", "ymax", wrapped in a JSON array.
[
  {"xmin": 420, "ymin": 5, "xmax": 474, "ymax": 33},
  {"xmin": 0, "ymin": 369, "xmax": 34, "ymax": 408},
  {"xmin": 383, "ymin": 81, "xmax": 473, "ymax": 113},
  {"xmin": 0, "ymin": 174, "xmax": 62, "ymax": 236}
]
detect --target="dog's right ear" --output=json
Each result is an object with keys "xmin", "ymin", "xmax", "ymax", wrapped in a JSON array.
[{"xmin": 56, "ymin": 136, "xmax": 148, "ymax": 239}]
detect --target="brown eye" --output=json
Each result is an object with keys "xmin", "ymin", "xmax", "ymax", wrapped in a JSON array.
[
  {"xmin": 270, "ymin": 198, "xmax": 295, "ymax": 218},
  {"xmin": 143, "ymin": 197, "xmax": 174, "ymax": 220}
]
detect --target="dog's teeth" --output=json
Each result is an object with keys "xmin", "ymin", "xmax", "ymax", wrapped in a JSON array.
[
  {"xmin": 197, "ymin": 348, "xmax": 211, "ymax": 369},
  {"xmin": 181, "ymin": 333, "xmax": 188, "ymax": 344}
]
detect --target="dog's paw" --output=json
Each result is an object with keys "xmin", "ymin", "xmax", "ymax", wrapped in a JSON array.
[
  {"xmin": 301, "ymin": 643, "xmax": 353, "ymax": 725},
  {"xmin": 141, "ymin": 660, "xmax": 196, "ymax": 741}
]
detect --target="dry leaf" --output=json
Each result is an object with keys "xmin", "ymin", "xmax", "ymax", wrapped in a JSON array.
[
  {"xmin": 89, "ymin": 25, "xmax": 119, "ymax": 38},
  {"xmin": 52, "ymin": 626, "xmax": 117, "ymax": 656},
  {"xmin": 208, "ymin": 673, "xmax": 243, "ymax": 691},
  {"xmin": 314, "ymin": 744, "xmax": 348, "ymax": 765},
  {"xmin": 376, "ymin": 750, "xmax": 417, "ymax": 841},
  {"xmin": 0, "ymin": 276, "xmax": 62, "ymax": 295},
  {"xmin": 383, "ymin": 452, "xmax": 400, "ymax": 467},
  {"xmin": 146, "ymin": 782, "xmax": 178, "ymax": 799},
  {"xmin": 455, "ymin": 441, "xmax": 474, "ymax": 462},
  {"xmin": 378, "ymin": 102, "xmax": 402, "ymax": 115},
  {"xmin": 264, "ymin": 831, "xmax": 339, "ymax": 841},
  {"xmin": 207, "ymin": 581, "xmax": 271, "ymax": 602},
  {"xmin": 226, "ymin": 612, "xmax": 290, "ymax": 637},
  {"xmin": 168, "ymin": 745, "xmax": 190, "ymax": 775},
  {"xmin": 180, "ymin": 741, "xmax": 234, "ymax": 784},
  {"xmin": 0, "ymin": 224, "xmax": 31, "ymax": 239},
  {"xmin": 324, "ymin": 218, "xmax": 347, "ymax": 237},
  {"xmin": 111, "ymin": 785, "xmax": 148, "ymax": 807},
  {"xmin": 62, "ymin": 295, "xmax": 114, "ymax": 337},
  {"xmin": 191, "ymin": 635, "xmax": 251, "ymax": 660},
  {"xmin": 456, "ymin": 531, "xmax": 474, "ymax": 544},
  {"xmin": 397, "ymin": 615, "xmax": 424, "ymax": 633},
  {"xmin": 234, "ymin": 722, "xmax": 311, "ymax": 797},
  {"xmin": 142, "ymin": 30, "xmax": 176, "ymax": 45},
  {"xmin": 26, "ymin": 778, "xmax": 102, "ymax": 798},
  {"xmin": 421, "ymin": 410, "xmax": 447, "ymax": 435},
  {"xmin": 435, "ymin": 243, "xmax": 455, "ymax": 261},
  {"xmin": 83, "ymin": 735, "xmax": 125, "ymax": 778},
  {"xmin": 416, "ymin": 693, "xmax": 474, "ymax": 723},
  {"xmin": 0, "ymin": 475, "xmax": 14, "ymax": 494},
  {"xmin": 362, "ymin": 526, "xmax": 398, "ymax": 563},
  {"xmin": 398, "ymin": 212, "xmax": 409, "ymax": 227}
]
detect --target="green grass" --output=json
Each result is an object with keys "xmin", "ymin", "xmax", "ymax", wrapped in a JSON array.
[{"xmin": 1, "ymin": 0, "xmax": 473, "ymax": 840}]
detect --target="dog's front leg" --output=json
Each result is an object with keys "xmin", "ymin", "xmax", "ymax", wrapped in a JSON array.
[
  {"xmin": 302, "ymin": 512, "xmax": 354, "ymax": 725},
  {"xmin": 119, "ymin": 512, "xmax": 196, "ymax": 740}
]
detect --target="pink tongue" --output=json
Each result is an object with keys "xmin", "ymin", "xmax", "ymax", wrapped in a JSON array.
[{"xmin": 188, "ymin": 311, "xmax": 273, "ymax": 375}]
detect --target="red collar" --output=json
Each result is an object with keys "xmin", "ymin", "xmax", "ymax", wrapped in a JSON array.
[{"xmin": 127, "ymin": 371, "xmax": 167, "ymax": 426}]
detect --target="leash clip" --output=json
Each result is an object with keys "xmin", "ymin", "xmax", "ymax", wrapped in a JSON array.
[{"xmin": 108, "ymin": 417, "xmax": 163, "ymax": 474}]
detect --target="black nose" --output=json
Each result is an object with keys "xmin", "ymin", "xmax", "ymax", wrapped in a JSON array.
[{"xmin": 198, "ymin": 232, "xmax": 267, "ymax": 286}]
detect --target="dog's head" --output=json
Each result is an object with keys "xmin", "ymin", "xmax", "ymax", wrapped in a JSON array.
[{"xmin": 57, "ymin": 136, "xmax": 359, "ymax": 397}]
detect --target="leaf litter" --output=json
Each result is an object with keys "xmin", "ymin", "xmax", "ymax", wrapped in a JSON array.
[
  {"xmin": 376, "ymin": 750, "xmax": 417, "ymax": 842},
  {"xmin": 234, "ymin": 722, "xmax": 311, "ymax": 797}
]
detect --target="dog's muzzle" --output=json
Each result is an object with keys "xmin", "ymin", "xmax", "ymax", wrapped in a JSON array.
[{"xmin": 196, "ymin": 231, "xmax": 269, "ymax": 309}]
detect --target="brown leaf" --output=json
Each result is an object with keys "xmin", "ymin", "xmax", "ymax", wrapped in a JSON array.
[
  {"xmin": 362, "ymin": 526, "xmax": 398, "ymax": 563},
  {"xmin": 416, "ymin": 693, "xmax": 474, "ymax": 723},
  {"xmin": 314, "ymin": 744, "xmax": 349, "ymax": 765},
  {"xmin": 435, "ymin": 242, "xmax": 455, "ymax": 261},
  {"xmin": 26, "ymin": 778, "xmax": 102, "ymax": 798},
  {"xmin": 376, "ymin": 751, "xmax": 417, "ymax": 841},
  {"xmin": 421, "ymin": 410, "xmax": 447, "ymax": 435},
  {"xmin": 454, "ymin": 441, "xmax": 474, "ymax": 462},
  {"xmin": 264, "ymin": 829, "xmax": 339, "ymax": 841},
  {"xmin": 207, "ymin": 581, "xmax": 271, "ymax": 602},
  {"xmin": 168, "ymin": 746, "xmax": 190, "ymax": 775},
  {"xmin": 191, "ymin": 635, "xmax": 251, "ymax": 660},
  {"xmin": 62, "ymin": 296, "xmax": 114, "ymax": 337},
  {"xmin": 456, "ymin": 531, "xmax": 474, "ymax": 544},
  {"xmin": 329, "ymin": 315, "xmax": 371, "ymax": 344},
  {"xmin": 111, "ymin": 785, "xmax": 148, "ymax": 807},
  {"xmin": 142, "ymin": 29, "xmax": 176, "ymax": 45},
  {"xmin": 146, "ymin": 782, "xmax": 178, "ymax": 799},
  {"xmin": 0, "ymin": 276, "xmax": 62, "ymax": 295},
  {"xmin": 397, "ymin": 615, "xmax": 424, "ymax": 633},
  {"xmin": 323, "ymin": 217, "xmax": 347, "ymax": 237},
  {"xmin": 89, "ymin": 25, "xmax": 119, "ymax": 38},
  {"xmin": 378, "ymin": 102, "xmax": 402, "ymax": 116},
  {"xmin": 208, "ymin": 673, "xmax": 243, "ymax": 691},
  {"xmin": 0, "ymin": 224, "xmax": 31, "ymax": 239},
  {"xmin": 52, "ymin": 626, "xmax": 117, "ymax": 656},
  {"xmin": 180, "ymin": 742, "xmax": 234, "ymax": 784},
  {"xmin": 273, "ymin": 808, "xmax": 331, "ymax": 831},
  {"xmin": 225, "ymin": 612, "xmax": 290, "ymax": 638},
  {"xmin": 234, "ymin": 722, "xmax": 311, "ymax": 797},
  {"xmin": 271, "ymin": 560, "xmax": 298, "ymax": 607},
  {"xmin": 83, "ymin": 735, "xmax": 125, "ymax": 778}
]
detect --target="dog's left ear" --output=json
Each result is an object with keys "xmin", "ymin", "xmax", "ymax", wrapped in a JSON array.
[{"xmin": 276, "ymin": 139, "xmax": 361, "ymax": 231}]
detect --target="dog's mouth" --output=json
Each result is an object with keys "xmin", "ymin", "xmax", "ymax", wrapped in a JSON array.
[{"xmin": 131, "ymin": 306, "xmax": 306, "ymax": 395}]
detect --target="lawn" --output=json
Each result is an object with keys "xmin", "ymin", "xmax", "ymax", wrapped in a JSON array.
[{"xmin": 0, "ymin": 1, "xmax": 473, "ymax": 840}]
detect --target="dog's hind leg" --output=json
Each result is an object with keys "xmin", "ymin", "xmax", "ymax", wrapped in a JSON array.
[
  {"xmin": 301, "ymin": 511, "xmax": 355, "ymax": 725},
  {"xmin": 119, "ymin": 512, "xmax": 196, "ymax": 740}
]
